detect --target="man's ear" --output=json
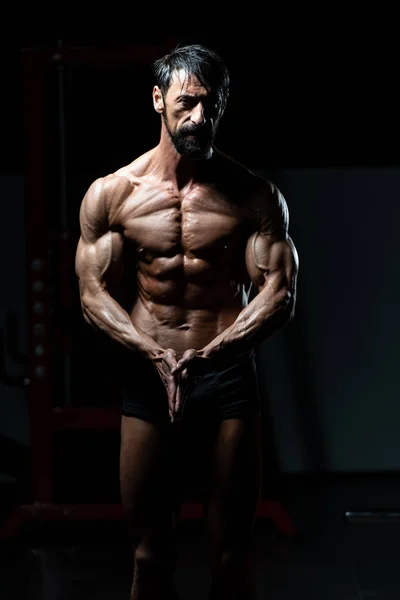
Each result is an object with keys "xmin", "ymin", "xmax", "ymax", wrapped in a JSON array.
[{"xmin": 153, "ymin": 86, "xmax": 164, "ymax": 113}]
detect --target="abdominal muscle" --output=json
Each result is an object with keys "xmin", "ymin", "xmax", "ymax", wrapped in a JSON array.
[{"xmin": 128, "ymin": 275, "xmax": 245, "ymax": 359}]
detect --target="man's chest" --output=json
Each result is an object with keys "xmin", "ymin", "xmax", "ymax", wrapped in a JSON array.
[{"xmin": 116, "ymin": 184, "xmax": 250, "ymax": 257}]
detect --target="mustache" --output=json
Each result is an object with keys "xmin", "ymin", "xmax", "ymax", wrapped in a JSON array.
[{"xmin": 180, "ymin": 123, "xmax": 211, "ymax": 136}]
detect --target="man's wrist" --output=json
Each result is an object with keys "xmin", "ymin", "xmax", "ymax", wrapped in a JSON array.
[
  {"xmin": 200, "ymin": 341, "xmax": 255, "ymax": 366},
  {"xmin": 139, "ymin": 344, "xmax": 166, "ymax": 362},
  {"xmin": 198, "ymin": 344, "xmax": 221, "ymax": 361},
  {"xmin": 197, "ymin": 343, "xmax": 236, "ymax": 369}
]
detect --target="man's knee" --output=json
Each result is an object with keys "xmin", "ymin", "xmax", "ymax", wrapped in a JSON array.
[{"xmin": 134, "ymin": 542, "xmax": 177, "ymax": 573}]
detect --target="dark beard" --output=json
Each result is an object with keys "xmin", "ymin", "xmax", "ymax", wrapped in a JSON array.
[{"xmin": 163, "ymin": 115, "xmax": 215, "ymax": 159}]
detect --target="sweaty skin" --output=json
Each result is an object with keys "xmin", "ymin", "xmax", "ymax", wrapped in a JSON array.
[
  {"xmin": 75, "ymin": 71, "xmax": 299, "ymax": 422},
  {"xmin": 76, "ymin": 152, "xmax": 297, "ymax": 419},
  {"xmin": 75, "ymin": 63, "xmax": 299, "ymax": 599}
]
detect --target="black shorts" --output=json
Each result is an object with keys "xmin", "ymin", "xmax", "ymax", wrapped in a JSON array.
[{"xmin": 120, "ymin": 350, "xmax": 260, "ymax": 426}]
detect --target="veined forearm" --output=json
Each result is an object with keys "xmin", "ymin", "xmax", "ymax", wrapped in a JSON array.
[
  {"xmin": 201, "ymin": 285, "xmax": 293, "ymax": 358},
  {"xmin": 81, "ymin": 289, "xmax": 164, "ymax": 359}
]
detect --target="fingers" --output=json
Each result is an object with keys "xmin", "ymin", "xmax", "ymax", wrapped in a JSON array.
[
  {"xmin": 163, "ymin": 349, "xmax": 185, "ymax": 423},
  {"xmin": 162, "ymin": 348, "xmax": 177, "ymax": 370},
  {"xmin": 170, "ymin": 356, "xmax": 194, "ymax": 422},
  {"xmin": 174, "ymin": 384, "xmax": 182, "ymax": 416},
  {"xmin": 153, "ymin": 348, "xmax": 196, "ymax": 423},
  {"xmin": 172, "ymin": 349, "xmax": 197, "ymax": 374},
  {"xmin": 167, "ymin": 376, "xmax": 177, "ymax": 422},
  {"xmin": 152, "ymin": 349, "xmax": 178, "ymax": 422}
]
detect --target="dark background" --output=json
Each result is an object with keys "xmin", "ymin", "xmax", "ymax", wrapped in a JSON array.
[
  {"xmin": 0, "ymin": 30, "xmax": 399, "ymax": 506},
  {"xmin": 1, "ymin": 30, "xmax": 399, "ymax": 175},
  {"xmin": 1, "ymin": 28, "xmax": 400, "ymax": 600}
]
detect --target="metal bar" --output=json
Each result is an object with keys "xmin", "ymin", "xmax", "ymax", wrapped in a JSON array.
[
  {"xmin": 52, "ymin": 407, "xmax": 121, "ymax": 429},
  {"xmin": 345, "ymin": 510, "xmax": 400, "ymax": 523},
  {"xmin": 23, "ymin": 49, "xmax": 54, "ymax": 502},
  {"xmin": 21, "ymin": 41, "xmax": 179, "ymax": 68},
  {"xmin": 5, "ymin": 500, "xmax": 295, "ymax": 527},
  {"xmin": 57, "ymin": 40, "xmax": 68, "ymax": 233},
  {"xmin": 56, "ymin": 40, "xmax": 72, "ymax": 408}
]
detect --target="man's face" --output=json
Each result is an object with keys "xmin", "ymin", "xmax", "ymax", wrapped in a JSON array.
[{"xmin": 156, "ymin": 69, "xmax": 222, "ymax": 159}]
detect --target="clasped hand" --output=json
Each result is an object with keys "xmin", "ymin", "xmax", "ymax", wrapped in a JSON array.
[{"xmin": 153, "ymin": 348, "xmax": 210, "ymax": 423}]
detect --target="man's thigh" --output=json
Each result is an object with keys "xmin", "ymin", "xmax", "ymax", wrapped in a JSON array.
[
  {"xmin": 203, "ymin": 414, "xmax": 261, "ymax": 553},
  {"xmin": 120, "ymin": 415, "xmax": 181, "ymax": 547}
]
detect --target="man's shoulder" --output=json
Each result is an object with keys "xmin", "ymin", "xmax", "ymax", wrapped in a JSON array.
[
  {"xmin": 87, "ymin": 149, "xmax": 156, "ymax": 210},
  {"xmin": 85, "ymin": 172, "xmax": 132, "ymax": 201},
  {"xmin": 114, "ymin": 148, "xmax": 156, "ymax": 181},
  {"xmin": 251, "ymin": 179, "xmax": 289, "ymax": 235},
  {"xmin": 214, "ymin": 153, "xmax": 289, "ymax": 231}
]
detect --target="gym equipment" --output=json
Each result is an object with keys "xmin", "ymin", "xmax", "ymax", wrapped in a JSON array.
[{"xmin": 0, "ymin": 41, "xmax": 296, "ymax": 540}]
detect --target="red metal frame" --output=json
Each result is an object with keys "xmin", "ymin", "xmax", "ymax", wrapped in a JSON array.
[{"xmin": 0, "ymin": 43, "xmax": 296, "ymax": 541}]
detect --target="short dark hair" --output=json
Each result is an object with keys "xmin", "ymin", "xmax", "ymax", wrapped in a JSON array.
[{"xmin": 153, "ymin": 44, "xmax": 230, "ymax": 115}]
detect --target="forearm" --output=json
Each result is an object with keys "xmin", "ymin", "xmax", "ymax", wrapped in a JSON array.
[
  {"xmin": 81, "ymin": 289, "xmax": 164, "ymax": 360},
  {"xmin": 201, "ymin": 286, "xmax": 293, "ymax": 359}
]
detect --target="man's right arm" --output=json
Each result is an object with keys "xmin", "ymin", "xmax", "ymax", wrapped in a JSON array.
[
  {"xmin": 75, "ymin": 176, "xmax": 164, "ymax": 360},
  {"xmin": 76, "ymin": 175, "xmax": 185, "ymax": 422}
]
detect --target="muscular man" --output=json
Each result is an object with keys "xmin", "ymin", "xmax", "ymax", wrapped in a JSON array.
[{"xmin": 75, "ymin": 44, "xmax": 299, "ymax": 600}]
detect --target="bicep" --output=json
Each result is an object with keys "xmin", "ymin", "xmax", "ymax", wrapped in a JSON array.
[
  {"xmin": 247, "ymin": 180, "xmax": 298, "ymax": 296},
  {"xmin": 245, "ymin": 231, "xmax": 299, "ymax": 296}
]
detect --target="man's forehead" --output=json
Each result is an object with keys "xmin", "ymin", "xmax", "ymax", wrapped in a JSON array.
[{"xmin": 169, "ymin": 69, "xmax": 208, "ymax": 96}]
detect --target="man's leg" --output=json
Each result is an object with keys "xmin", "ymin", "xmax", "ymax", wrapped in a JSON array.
[
  {"xmin": 120, "ymin": 415, "xmax": 180, "ymax": 600},
  {"xmin": 204, "ymin": 414, "xmax": 261, "ymax": 600}
]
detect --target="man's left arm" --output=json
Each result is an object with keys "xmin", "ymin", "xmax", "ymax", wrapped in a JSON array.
[
  {"xmin": 174, "ymin": 183, "xmax": 299, "ymax": 375},
  {"xmin": 201, "ymin": 228, "xmax": 298, "ymax": 358}
]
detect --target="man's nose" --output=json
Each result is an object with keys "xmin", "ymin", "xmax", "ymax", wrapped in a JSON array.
[{"xmin": 190, "ymin": 103, "xmax": 205, "ymax": 126}]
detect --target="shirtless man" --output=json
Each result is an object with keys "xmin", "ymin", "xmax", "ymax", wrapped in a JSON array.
[{"xmin": 75, "ymin": 44, "xmax": 299, "ymax": 600}]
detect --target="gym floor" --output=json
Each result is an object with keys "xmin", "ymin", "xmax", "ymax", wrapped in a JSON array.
[{"xmin": 1, "ymin": 474, "xmax": 400, "ymax": 599}]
